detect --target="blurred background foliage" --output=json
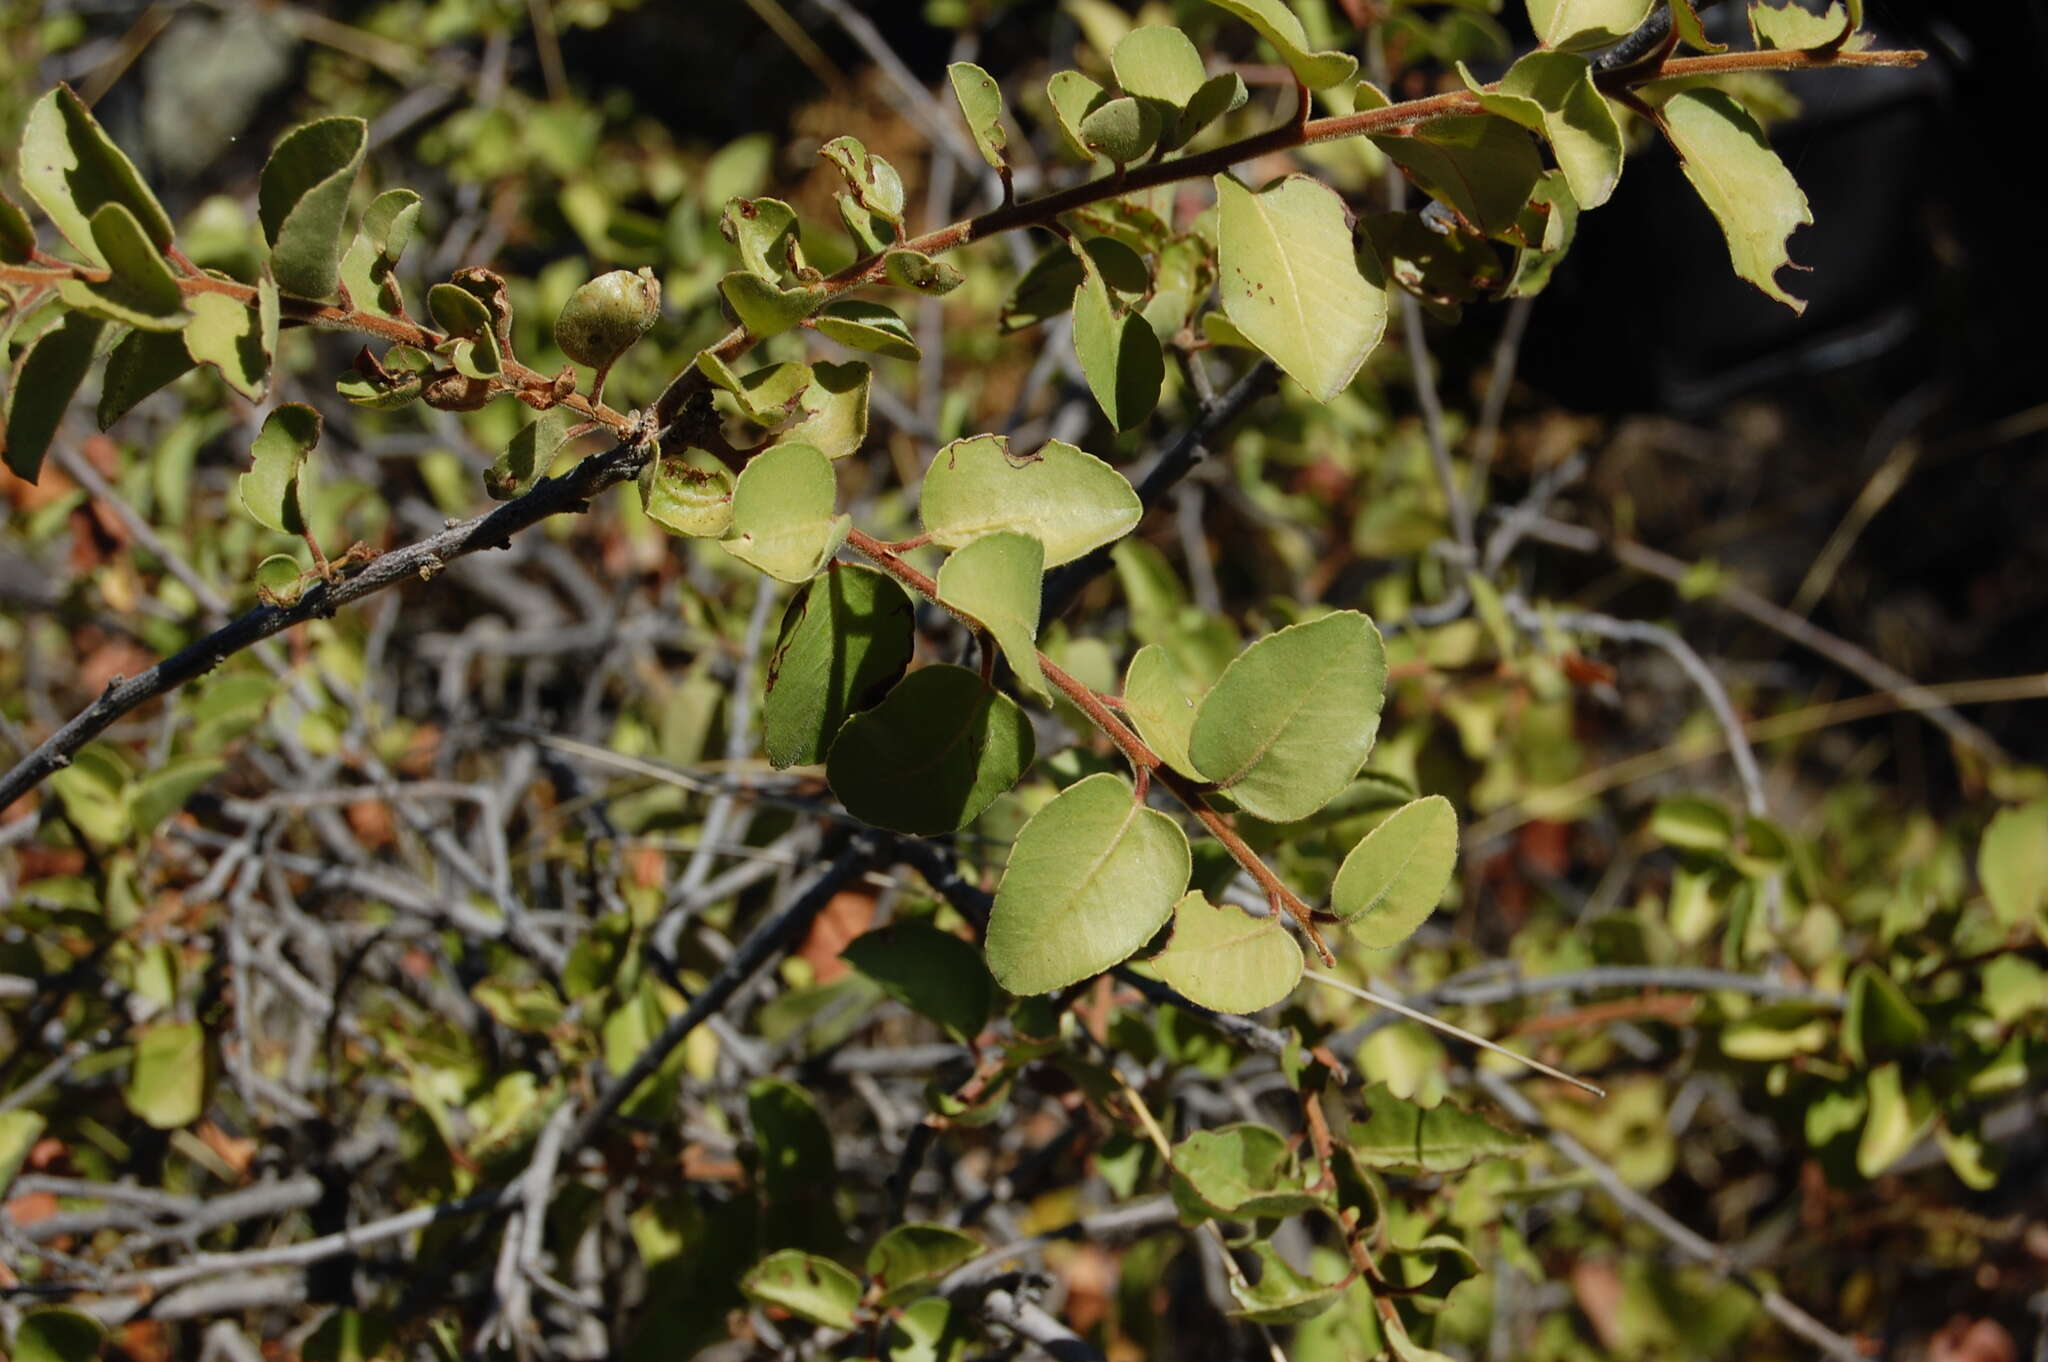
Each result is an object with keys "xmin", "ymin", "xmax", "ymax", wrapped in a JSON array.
[{"xmin": 1, "ymin": 2, "xmax": 2045, "ymax": 1361}]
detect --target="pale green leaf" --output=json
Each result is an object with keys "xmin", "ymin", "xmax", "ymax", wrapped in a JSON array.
[
  {"xmin": 1121, "ymin": 644, "xmax": 1203, "ymax": 779},
  {"xmin": 720, "ymin": 441, "xmax": 850, "ymax": 584},
  {"xmin": 238, "ymin": 402, "xmax": 321, "ymax": 536},
  {"xmin": 741, "ymin": 1249, "xmax": 862, "ymax": 1329},
  {"xmin": 58, "ymin": 203, "xmax": 186, "ymax": 330},
  {"xmin": 1150, "ymin": 891, "xmax": 1303, "ymax": 1014},
  {"xmin": 820, "ymin": 136, "xmax": 906, "ymax": 224},
  {"xmin": 428, "ymin": 280, "xmax": 492, "ymax": 337},
  {"xmin": 1188, "ymin": 611, "xmax": 1389, "ymax": 822},
  {"xmin": 18, "ymin": 84, "xmax": 174, "ymax": 268},
  {"xmin": 1979, "ymin": 799, "xmax": 2048, "ymax": 929},
  {"xmin": 882, "ymin": 248, "xmax": 965, "ymax": 296},
  {"xmin": 182, "ymin": 277, "xmax": 277, "ymax": 404},
  {"xmin": 721, "ymin": 271, "xmax": 827, "ymax": 337},
  {"xmin": 919, "ymin": 433, "xmax": 1141, "ymax": 566},
  {"xmin": 1046, "ymin": 70, "xmax": 1108, "ymax": 161},
  {"xmin": 1113, "ymin": 26, "xmax": 1209, "ymax": 108},
  {"xmin": 4, "ymin": 312, "xmax": 105, "ymax": 483},
  {"xmin": 1071, "ymin": 236, "xmax": 1162, "ymax": 430},
  {"xmin": 1658, "ymin": 88, "xmax": 1813, "ymax": 312},
  {"xmin": 947, "ymin": 62, "xmax": 1010, "ymax": 171},
  {"xmin": 763, "ymin": 563, "xmax": 916, "ymax": 768},
  {"xmin": 936, "ymin": 531, "xmax": 1050, "ymax": 705},
  {"xmin": 1078, "ymin": 96, "xmax": 1161, "ymax": 165},
  {"xmin": 1229, "ymin": 1243, "xmax": 1347, "ymax": 1324},
  {"xmin": 639, "ymin": 451, "xmax": 735, "ymax": 539},
  {"xmin": 258, "ymin": 117, "xmax": 367, "ymax": 300},
  {"xmin": 868, "ymin": 1224, "xmax": 982, "ymax": 1305},
  {"xmin": 124, "ymin": 1018, "xmax": 207, "ymax": 1129},
  {"xmin": 1749, "ymin": 0, "xmax": 1857, "ymax": 51},
  {"xmin": 1459, "ymin": 52, "xmax": 1623, "ymax": 208},
  {"xmin": 813, "ymin": 300, "xmax": 920, "ymax": 360},
  {"xmin": 1525, "ymin": 0, "xmax": 1656, "ymax": 50},
  {"xmin": 1332, "ymin": 796, "xmax": 1459, "ymax": 949},
  {"xmin": 1202, "ymin": 0, "xmax": 1358, "ymax": 88},
  {"xmin": 1374, "ymin": 116, "xmax": 1545, "ymax": 240},
  {"xmin": 783, "ymin": 359, "xmax": 871, "ymax": 459},
  {"xmin": 984, "ymin": 772, "xmax": 1190, "ymax": 995},
  {"xmin": 0, "ymin": 1110, "xmax": 46, "ymax": 1192},
  {"xmin": 1348, "ymin": 1083, "xmax": 1526, "ymax": 1172},
  {"xmin": 1651, "ymin": 795, "xmax": 1733, "ymax": 852},
  {"xmin": 1856, "ymin": 1062, "xmax": 1934, "ymax": 1178},
  {"xmin": 128, "ymin": 756, "xmax": 223, "ymax": 835},
  {"xmin": 827, "ymin": 665, "xmax": 1034, "ymax": 834},
  {"xmin": 1214, "ymin": 173, "xmax": 1387, "ymax": 403},
  {"xmin": 1169, "ymin": 1123, "xmax": 1325, "ymax": 1221},
  {"xmin": 721, "ymin": 195, "xmax": 799, "ymax": 278}
]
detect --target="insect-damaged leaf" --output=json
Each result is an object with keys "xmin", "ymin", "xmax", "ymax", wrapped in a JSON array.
[
  {"xmin": 182, "ymin": 272, "xmax": 279, "ymax": 403},
  {"xmin": 947, "ymin": 61, "xmax": 1010, "ymax": 172},
  {"xmin": 258, "ymin": 117, "xmax": 367, "ymax": 300},
  {"xmin": 1215, "ymin": 173, "xmax": 1388, "ymax": 403},
  {"xmin": 867, "ymin": 1224, "xmax": 982, "ymax": 1305},
  {"xmin": 238, "ymin": 402, "xmax": 321, "ymax": 536},
  {"xmin": 1458, "ymin": 52, "xmax": 1623, "ymax": 209},
  {"xmin": 984, "ymin": 772, "xmax": 1190, "ymax": 996},
  {"xmin": 1189, "ymin": 611, "xmax": 1389, "ymax": 823},
  {"xmin": 762, "ymin": 563, "xmax": 916, "ymax": 768},
  {"xmin": 1658, "ymin": 88, "xmax": 1814, "ymax": 312},
  {"xmin": 919, "ymin": 433, "xmax": 1140, "ymax": 567},
  {"xmin": 1149, "ymin": 891, "xmax": 1303, "ymax": 1014},
  {"xmin": 826, "ymin": 665, "xmax": 1033, "ymax": 835},
  {"xmin": 740, "ymin": 1250, "xmax": 861, "ymax": 1329}
]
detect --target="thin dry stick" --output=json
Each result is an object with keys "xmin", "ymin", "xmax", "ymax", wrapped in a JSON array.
[{"xmin": 1302, "ymin": 969, "xmax": 1604, "ymax": 1097}]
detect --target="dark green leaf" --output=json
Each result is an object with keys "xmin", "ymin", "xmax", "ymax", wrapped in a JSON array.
[
  {"xmin": 763, "ymin": 563, "xmax": 917, "ymax": 768},
  {"xmin": 4, "ymin": 311, "xmax": 105, "ymax": 483},
  {"xmin": 812, "ymin": 300, "xmax": 920, "ymax": 360},
  {"xmin": 257, "ymin": 117, "xmax": 367, "ymax": 300},
  {"xmin": 826, "ymin": 665, "xmax": 1034, "ymax": 835},
  {"xmin": 841, "ymin": 923, "xmax": 994, "ymax": 1044},
  {"xmin": 98, "ymin": 327, "xmax": 195, "ymax": 428},
  {"xmin": 867, "ymin": 1223, "xmax": 982, "ymax": 1304}
]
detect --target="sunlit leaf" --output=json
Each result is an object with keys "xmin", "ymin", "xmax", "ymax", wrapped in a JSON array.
[
  {"xmin": 238, "ymin": 402, "xmax": 321, "ymax": 536},
  {"xmin": 1657, "ymin": 88, "xmax": 1813, "ymax": 312},
  {"xmin": 1149, "ymin": 891, "xmax": 1303, "ymax": 1014},
  {"xmin": 258, "ymin": 116, "xmax": 367, "ymax": 300},
  {"xmin": 936, "ymin": 531, "xmax": 1051, "ymax": 705},
  {"xmin": 720, "ymin": 441, "xmax": 850, "ymax": 583},
  {"xmin": 919, "ymin": 433, "xmax": 1141, "ymax": 566},
  {"xmin": 1331, "ymin": 796, "xmax": 1459, "ymax": 949}
]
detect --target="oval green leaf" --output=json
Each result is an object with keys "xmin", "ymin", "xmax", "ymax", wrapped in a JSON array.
[
  {"xmin": 763, "ymin": 563, "xmax": 917, "ymax": 768},
  {"xmin": 1330, "ymin": 795, "xmax": 1459, "ymax": 949},
  {"xmin": 867, "ymin": 1223, "xmax": 983, "ymax": 1305},
  {"xmin": 826, "ymin": 664, "xmax": 1034, "ymax": 835},
  {"xmin": 1120, "ymin": 644, "xmax": 1202, "ymax": 779},
  {"xmin": 984, "ymin": 772, "xmax": 1191, "ymax": 996},
  {"xmin": 1071, "ymin": 237, "xmax": 1163, "ymax": 430},
  {"xmin": 1150, "ymin": 890, "xmax": 1303, "ymax": 1014},
  {"xmin": 814, "ymin": 299, "xmax": 921, "ymax": 361},
  {"xmin": 124, "ymin": 1018, "xmax": 207, "ymax": 1129},
  {"xmin": 1201, "ymin": 0, "xmax": 1357, "ymax": 88},
  {"xmin": 258, "ymin": 116, "xmax": 367, "ymax": 300},
  {"xmin": 5, "ymin": 312, "xmax": 107, "ymax": 483},
  {"xmin": 947, "ymin": 61, "xmax": 1009, "ymax": 171},
  {"xmin": 919, "ymin": 433, "xmax": 1141, "ymax": 567},
  {"xmin": 19, "ymin": 84, "xmax": 174, "ymax": 268},
  {"xmin": 238, "ymin": 402, "xmax": 321, "ymax": 536},
  {"xmin": 1188, "ymin": 610, "xmax": 1389, "ymax": 823},
  {"xmin": 936, "ymin": 531, "xmax": 1050, "ymax": 705},
  {"xmin": 720, "ymin": 441, "xmax": 850, "ymax": 584},
  {"xmin": 1525, "ymin": 0, "xmax": 1656, "ymax": 50},
  {"xmin": 740, "ymin": 1249, "xmax": 862, "ymax": 1329}
]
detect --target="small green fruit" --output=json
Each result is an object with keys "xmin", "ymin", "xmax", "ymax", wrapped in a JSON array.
[{"xmin": 554, "ymin": 267, "xmax": 661, "ymax": 370}]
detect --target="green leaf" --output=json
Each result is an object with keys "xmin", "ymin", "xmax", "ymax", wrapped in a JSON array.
[
  {"xmin": 1214, "ymin": 173, "xmax": 1388, "ymax": 403},
  {"xmin": 813, "ymin": 300, "xmax": 920, "ymax": 360},
  {"xmin": 1505, "ymin": 172, "xmax": 1580, "ymax": 297},
  {"xmin": 1459, "ymin": 53, "xmax": 1623, "ymax": 209},
  {"xmin": 841, "ymin": 922, "xmax": 995, "ymax": 1044},
  {"xmin": 1046, "ymin": 70, "xmax": 1108, "ymax": 161},
  {"xmin": 1348, "ymin": 1083, "xmax": 1526, "ymax": 1172},
  {"xmin": 486, "ymin": 407, "xmax": 576, "ymax": 500},
  {"xmin": 763, "ymin": 563, "xmax": 917, "ymax": 768},
  {"xmin": 340, "ymin": 190, "xmax": 422, "ymax": 320},
  {"xmin": 0, "ymin": 187, "xmax": 34, "ymax": 262},
  {"xmin": 721, "ymin": 195, "xmax": 800, "ymax": 278},
  {"xmin": 19, "ymin": 84, "xmax": 174, "ymax": 268},
  {"xmin": 238, "ymin": 402, "xmax": 321, "ymax": 536},
  {"xmin": 720, "ymin": 441, "xmax": 850, "ymax": 584},
  {"xmin": 1374, "ymin": 116, "xmax": 1545, "ymax": 240},
  {"xmin": 58, "ymin": 203, "xmax": 186, "ymax": 330},
  {"xmin": 1169, "ymin": 1123, "xmax": 1325, "ymax": 1221},
  {"xmin": 253, "ymin": 553, "xmax": 305, "ymax": 605},
  {"xmin": 428, "ymin": 280, "xmax": 493, "ymax": 337},
  {"xmin": 1002, "ymin": 237, "xmax": 1148, "ymax": 331},
  {"xmin": 936, "ymin": 531, "xmax": 1050, "ymax": 705},
  {"xmin": 721, "ymin": 271, "xmax": 827, "ymax": 337},
  {"xmin": 124, "ymin": 1018, "xmax": 207, "ymax": 1129},
  {"xmin": 984, "ymin": 772, "xmax": 1191, "ymax": 995},
  {"xmin": 13, "ymin": 1309, "xmax": 107, "ymax": 1362},
  {"xmin": 640, "ymin": 451, "xmax": 735, "ymax": 539},
  {"xmin": 1749, "ymin": 0, "xmax": 1855, "ymax": 51},
  {"xmin": 884, "ymin": 1297, "xmax": 969, "ymax": 1362},
  {"xmin": 128, "ymin": 756, "xmax": 223, "ymax": 835},
  {"xmin": 882, "ymin": 248, "xmax": 966, "ymax": 296},
  {"xmin": 1843, "ymin": 963, "xmax": 1928, "ymax": 1066},
  {"xmin": 1980, "ymin": 955, "xmax": 2048, "ymax": 1026},
  {"xmin": 749, "ymin": 1076, "xmax": 841, "ymax": 1245},
  {"xmin": 1670, "ymin": 0, "xmax": 1726, "ymax": 50},
  {"xmin": 1150, "ymin": 890, "xmax": 1303, "ymax": 1014},
  {"xmin": 1202, "ymin": 0, "xmax": 1358, "ymax": 88},
  {"xmin": 868, "ymin": 1223, "xmax": 982, "ymax": 1305},
  {"xmin": 1078, "ymin": 96, "xmax": 1161, "ymax": 165},
  {"xmin": 716, "ymin": 359, "xmax": 814, "ymax": 425},
  {"xmin": 98, "ymin": 328, "xmax": 196, "ymax": 428},
  {"xmin": 1650, "ymin": 795, "xmax": 1733, "ymax": 853},
  {"xmin": 1331, "ymin": 796, "xmax": 1459, "ymax": 949},
  {"xmin": 1071, "ymin": 236, "xmax": 1163, "ymax": 430},
  {"xmin": 783, "ymin": 359, "xmax": 871, "ymax": 459},
  {"xmin": 1856, "ymin": 1062, "xmax": 1934, "ymax": 1178},
  {"xmin": 741, "ymin": 1249, "xmax": 862, "ymax": 1329},
  {"xmin": 0, "ymin": 1109, "xmax": 46, "ymax": 1193},
  {"xmin": 336, "ymin": 342, "xmax": 428, "ymax": 411},
  {"xmin": 1178, "ymin": 71, "xmax": 1251, "ymax": 145},
  {"xmin": 820, "ymin": 136, "xmax": 906, "ymax": 224},
  {"xmin": 1121, "ymin": 644, "xmax": 1203, "ymax": 778},
  {"xmin": 181, "ymin": 273, "xmax": 278, "ymax": 403},
  {"xmin": 1229, "ymin": 1243, "xmax": 1347, "ymax": 1324},
  {"xmin": 919, "ymin": 433, "xmax": 1141, "ymax": 567},
  {"xmin": 258, "ymin": 116, "xmax": 367, "ymax": 300},
  {"xmin": 947, "ymin": 62, "xmax": 1010, "ymax": 172},
  {"xmin": 1979, "ymin": 799, "xmax": 2048, "ymax": 929},
  {"xmin": 1188, "ymin": 611, "xmax": 1388, "ymax": 822},
  {"xmin": 4, "ymin": 311, "xmax": 105, "ymax": 483},
  {"xmin": 1525, "ymin": 0, "xmax": 1656, "ymax": 50},
  {"xmin": 826, "ymin": 665, "xmax": 1034, "ymax": 834},
  {"xmin": 1657, "ymin": 88, "xmax": 1813, "ymax": 312},
  {"xmin": 1113, "ymin": 26, "xmax": 1209, "ymax": 108}
]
